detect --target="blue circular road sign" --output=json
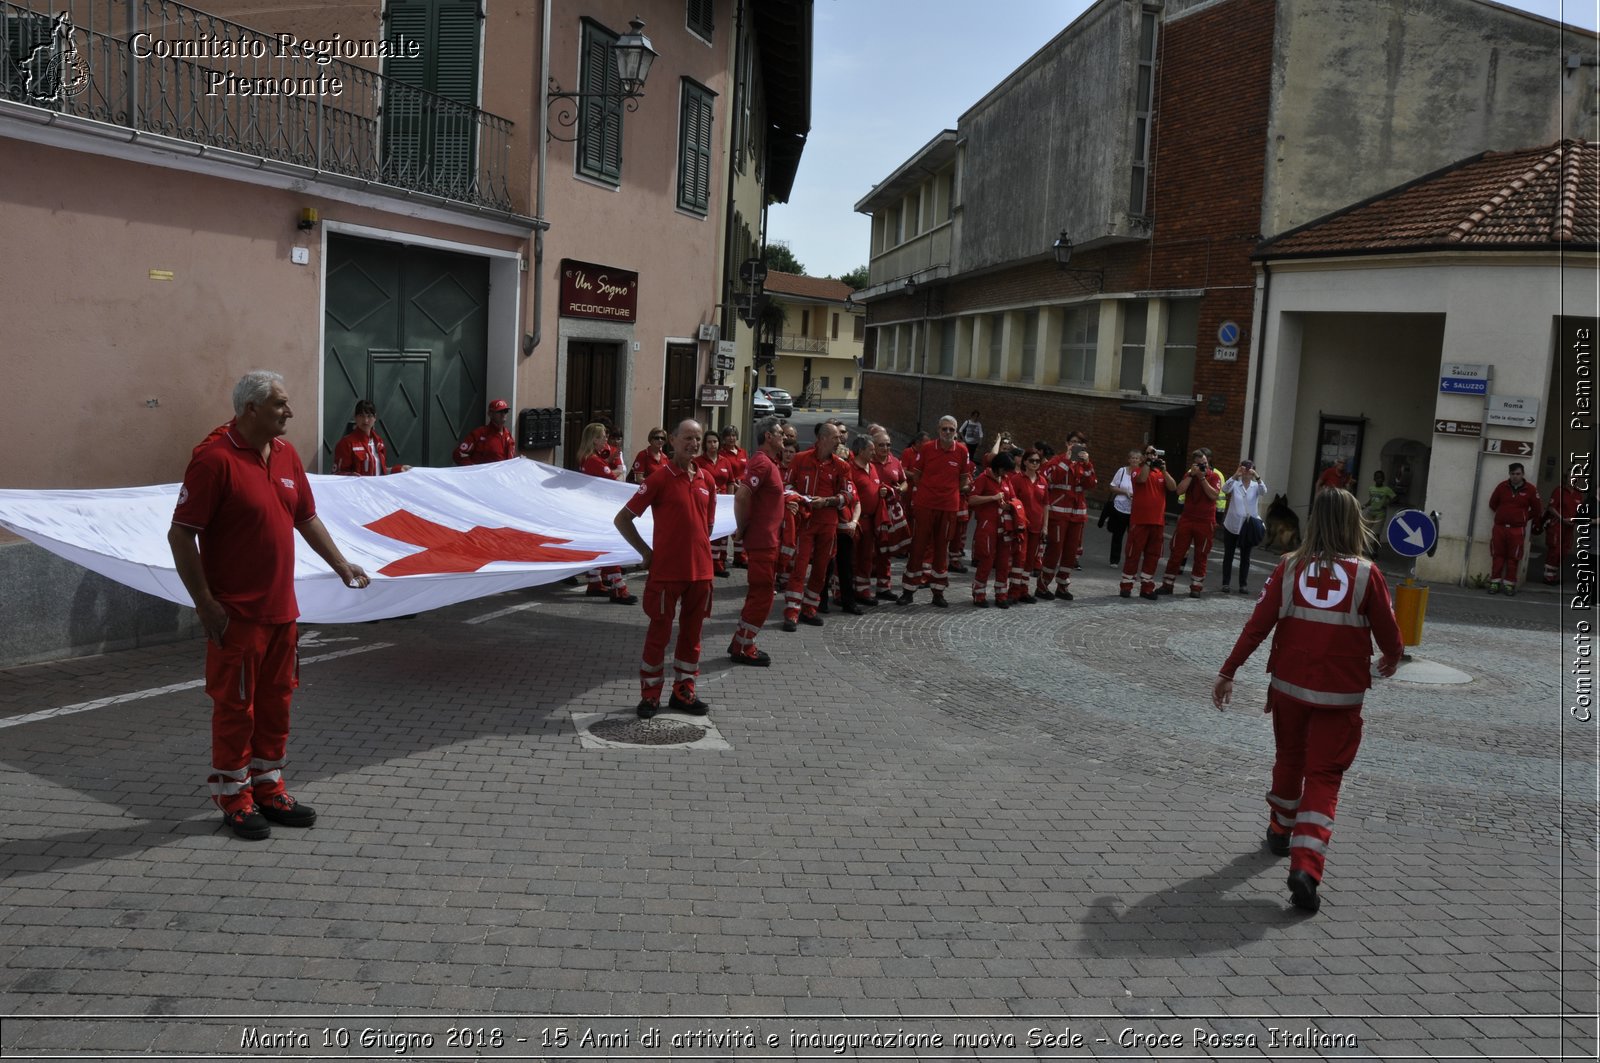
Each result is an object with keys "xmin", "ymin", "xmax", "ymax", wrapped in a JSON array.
[{"xmin": 1385, "ymin": 509, "xmax": 1437, "ymax": 557}]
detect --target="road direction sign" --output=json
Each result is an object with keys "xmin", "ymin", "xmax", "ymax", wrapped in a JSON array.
[
  {"xmin": 1433, "ymin": 418, "xmax": 1482, "ymax": 437},
  {"xmin": 1386, "ymin": 509, "xmax": 1438, "ymax": 558},
  {"xmin": 1485, "ymin": 395, "xmax": 1540, "ymax": 427},
  {"xmin": 1439, "ymin": 363, "xmax": 1490, "ymax": 394},
  {"xmin": 1482, "ymin": 437, "xmax": 1534, "ymax": 457}
]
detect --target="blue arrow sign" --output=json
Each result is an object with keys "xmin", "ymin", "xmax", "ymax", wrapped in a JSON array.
[
  {"xmin": 1440, "ymin": 378, "xmax": 1488, "ymax": 394},
  {"xmin": 1385, "ymin": 509, "xmax": 1437, "ymax": 558}
]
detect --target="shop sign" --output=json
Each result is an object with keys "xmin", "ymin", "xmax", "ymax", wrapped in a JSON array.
[{"xmin": 559, "ymin": 259, "xmax": 638, "ymax": 322}]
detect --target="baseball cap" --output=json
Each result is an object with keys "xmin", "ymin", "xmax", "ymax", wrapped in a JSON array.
[{"xmin": 488, "ymin": 398, "xmax": 510, "ymax": 412}]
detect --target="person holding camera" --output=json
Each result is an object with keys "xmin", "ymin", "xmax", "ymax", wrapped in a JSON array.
[
  {"xmin": 1220, "ymin": 460, "xmax": 1268, "ymax": 594},
  {"xmin": 1120, "ymin": 446, "xmax": 1177, "ymax": 599},
  {"xmin": 1160, "ymin": 448, "xmax": 1223, "ymax": 597}
]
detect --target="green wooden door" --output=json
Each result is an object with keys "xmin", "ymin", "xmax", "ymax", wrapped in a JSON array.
[{"xmin": 324, "ymin": 234, "xmax": 489, "ymax": 469}]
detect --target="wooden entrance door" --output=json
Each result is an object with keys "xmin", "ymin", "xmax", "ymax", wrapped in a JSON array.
[
  {"xmin": 563, "ymin": 341, "xmax": 620, "ymax": 468},
  {"xmin": 663, "ymin": 343, "xmax": 697, "ymax": 434}
]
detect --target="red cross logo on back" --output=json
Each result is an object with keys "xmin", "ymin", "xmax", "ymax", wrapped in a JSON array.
[{"xmin": 1297, "ymin": 562, "xmax": 1350, "ymax": 608}]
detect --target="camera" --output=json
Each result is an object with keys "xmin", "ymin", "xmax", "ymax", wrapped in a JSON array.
[{"xmin": 1148, "ymin": 457, "xmax": 1165, "ymax": 471}]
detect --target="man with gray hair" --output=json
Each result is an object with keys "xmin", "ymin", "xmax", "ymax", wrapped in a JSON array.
[
  {"xmin": 897, "ymin": 414, "xmax": 970, "ymax": 607},
  {"xmin": 170, "ymin": 371, "xmax": 372, "ymax": 840}
]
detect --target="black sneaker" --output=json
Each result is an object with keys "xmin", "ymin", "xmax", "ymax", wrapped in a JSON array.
[
  {"xmin": 948, "ymin": 563, "xmax": 968, "ymax": 574},
  {"xmin": 256, "ymin": 793, "xmax": 317, "ymax": 828},
  {"xmin": 1120, "ymin": 589, "xmax": 1132, "ymax": 598},
  {"xmin": 841, "ymin": 603, "xmax": 865, "ymax": 615},
  {"xmin": 781, "ymin": 619, "xmax": 798, "ymax": 632},
  {"xmin": 1287, "ymin": 870, "xmax": 1320, "ymax": 913},
  {"xmin": 668, "ymin": 688, "xmax": 710, "ymax": 716},
  {"xmin": 1018, "ymin": 594, "xmax": 1037, "ymax": 604},
  {"xmin": 728, "ymin": 648, "xmax": 772, "ymax": 667},
  {"xmin": 799, "ymin": 612, "xmax": 825, "ymax": 627},
  {"xmin": 1058, "ymin": 590, "xmax": 1074, "ymax": 601},
  {"xmin": 1035, "ymin": 588, "xmax": 1055, "ymax": 601},
  {"xmin": 610, "ymin": 593, "xmax": 638, "ymax": 605},
  {"xmin": 895, "ymin": 590, "xmax": 915, "ymax": 605},
  {"xmin": 973, "ymin": 599, "xmax": 990, "ymax": 608},
  {"xmin": 995, "ymin": 598, "xmax": 1011, "ymax": 610},
  {"xmin": 1265, "ymin": 827, "xmax": 1291, "ymax": 857},
  {"xmin": 223, "ymin": 806, "xmax": 271, "ymax": 841},
  {"xmin": 636, "ymin": 699, "xmax": 660, "ymax": 720},
  {"xmin": 1221, "ymin": 584, "xmax": 1233, "ymax": 594},
  {"xmin": 818, "ymin": 598, "xmax": 831, "ymax": 614},
  {"xmin": 1139, "ymin": 590, "xmax": 1159, "ymax": 601},
  {"xmin": 931, "ymin": 592, "xmax": 949, "ymax": 608},
  {"xmin": 1156, "ymin": 584, "xmax": 1175, "ymax": 596}
]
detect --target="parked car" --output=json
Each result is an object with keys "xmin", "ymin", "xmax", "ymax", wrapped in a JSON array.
[
  {"xmin": 751, "ymin": 390, "xmax": 775, "ymax": 417},
  {"xmin": 756, "ymin": 386, "xmax": 793, "ymax": 416}
]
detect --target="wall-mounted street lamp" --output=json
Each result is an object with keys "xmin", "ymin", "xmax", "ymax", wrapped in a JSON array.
[
  {"xmin": 546, "ymin": 18, "xmax": 657, "ymax": 143},
  {"xmin": 1052, "ymin": 231, "xmax": 1104, "ymax": 291}
]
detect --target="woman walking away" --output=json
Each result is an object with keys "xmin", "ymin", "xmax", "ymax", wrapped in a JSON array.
[
  {"xmin": 1220, "ymin": 460, "xmax": 1267, "ymax": 593},
  {"xmin": 1212, "ymin": 488, "xmax": 1403, "ymax": 914}
]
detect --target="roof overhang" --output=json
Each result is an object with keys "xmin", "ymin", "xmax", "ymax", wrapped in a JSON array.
[
  {"xmin": 1120, "ymin": 399, "xmax": 1195, "ymax": 418},
  {"xmin": 854, "ymin": 130, "xmax": 960, "ymax": 214},
  {"xmin": 753, "ymin": 1, "xmax": 812, "ymax": 204}
]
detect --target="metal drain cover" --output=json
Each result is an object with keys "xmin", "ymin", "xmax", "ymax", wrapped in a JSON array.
[{"xmin": 586, "ymin": 717, "xmax": 709, "ymax": 745}]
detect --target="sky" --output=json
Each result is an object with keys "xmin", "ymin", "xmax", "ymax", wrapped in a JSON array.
[{"xmin": 766, "ymin": 0, "xmax": 1599, "ymax": 280}]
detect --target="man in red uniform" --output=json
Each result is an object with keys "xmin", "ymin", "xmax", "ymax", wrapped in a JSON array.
[
  {"xmin": 1160, "ymin": 448, "xmax": 1223, "ymax": 597},
  {"xmin": 169, "ymin": 371, "xmax": 372, "ymax": 840},
  {"xmin": 968, "ymin": 451, "xmax": 1018, "ymax": 607},
  {"xmin": 781, "ymin": 421, "xmax": 853, "ymax": 630},
  {"xmin": 728, "ymin": 416, "xmax": 788, "ymax": 665},
  {"xmin": 454, "ymin": 398, "xmax": 517, "ymax": 465},
  {"xmin": 1487, "ymin": 462, "xmax": 1543, "ymax": 595},
  {"xmin": 1543, "ymin": 475, "xmax": 1586, "ymax": 584},
  {"xmin": 1039, "ymin": 442, "xmax": 1096, "ymax": 601},
  {"xmin": 897, "ymin": 416, "xmax": 970, "ymax": 608},
  {"xmin": 1121, "ymin": 447, "xmax": 1177, "ymax": 600},
  {"xmin": 614, "ymin": 419, "xmax": 716, "ymax": 718},
  {"xmin": 846, "ymin": 434, "xmax": 884, "ymax": 608},
  {"xmin": 870, "ymin": 430, "xmax": 910, "ymax": 600},
  {"xmin": 720, "ymin": 425, "xmax": 749, "ymax": 567},
  {"xmin": 1316, "ymin": 459, "xmax": 1351, "ymax": 494},
  {"xmin": 332, "ymin": 399, "xmax": 410, "ymax": 476},
  {"xmin": 1214, "ymin": 487, "xmax": 1403, "ymax": 913}
]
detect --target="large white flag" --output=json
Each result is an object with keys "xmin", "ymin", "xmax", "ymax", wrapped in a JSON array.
[{"xmin": 0, "ymin": 460, "xmax": 736, "ymax": 623}]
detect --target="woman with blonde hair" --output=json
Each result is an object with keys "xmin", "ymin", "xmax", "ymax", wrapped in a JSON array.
[
  {"xmin": 576, "ymin": 422, "xmax": 635, "ymax": 605},
  {"xmin": 1212, "ymin": 487, "xmax": 1403, "ymax": 914}
]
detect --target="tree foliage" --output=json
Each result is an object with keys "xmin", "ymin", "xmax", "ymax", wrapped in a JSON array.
[
  {"xmin": 839, "ymin": 264, "xmax": 869, "ymax": 290},
  {"xmin": 763, "ymin": 242, "xmax": 805, "ymax": 276}
]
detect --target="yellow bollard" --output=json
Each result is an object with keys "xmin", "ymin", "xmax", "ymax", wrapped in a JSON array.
[{"xmin": 1392, "ymin": 579, "xmax": 1428, "ymax": 647}]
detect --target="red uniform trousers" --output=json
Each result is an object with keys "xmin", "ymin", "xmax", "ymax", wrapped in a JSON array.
[
  {"xmin": 1266, "ymin": 689, "xmax": 1364, "ymax": 883},
  {"xmin": 1010, "ymin": 530, "xmax": 1042, "ymax": 600},
  {"xmin": 970, "ymin": 520, "xmax": 1011, "ymax": 602},
  {"xmin": 1490, "ymin": 523, "xmax": 1527, "ymax": 586},
  {"xmin": 784, "ymin": 522, "xmax": 836, "ymax": 621},
  {"xmin": 1039, "ymin": 520, "xmax": 1085, "ymax": 593},
  {"xmin": 1546, "ymin": 521, "xmax": 1574, "ymax": 582},
  {"xmin": 851, "ymin": 515, "xmax": 881, "ymax": 601},
  {"xmin": 639, "ymin": 579, "xmax": 712, "ymax": 703},
  {"xmin": 731, "ymin": 547, "xmax": 779, "ymax": 655},
  {"xmin": 1120, "ymin": 523, "xmax": 1165, "ymax": 594},
  {"xmin": 950, "ymin": 509, "xmax": 970, "ymax": 563},
  {"xmin": 206, "ymin": 618, "xmax": 297, "ymax": 815},
  {"xmin": 1163, "ymin": 518, "xmax": 1216, "ymax": 593},
  {"xmin": 904, "ymin": 506, "xmax": 956, "ymax": 592}
]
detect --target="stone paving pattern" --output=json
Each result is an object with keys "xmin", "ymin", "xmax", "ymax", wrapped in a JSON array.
[{"xmin": 0, "ymin": 519, "xmax": 1593, "ymax": 1060}]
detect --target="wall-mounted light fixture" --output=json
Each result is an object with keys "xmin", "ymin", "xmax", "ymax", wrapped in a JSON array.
[
  {"xmin": 297, "ymin": 207, "xmax": 318, "ymax": 231},
  {"xmin": 1052, "ymin": 231, "xmax": 1103, "ymax": 290},
  {"xmin": 546, "ymin": 18, "xmax": 657, "ymax": 143}
]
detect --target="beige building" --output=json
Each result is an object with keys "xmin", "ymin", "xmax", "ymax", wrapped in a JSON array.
[
  {"xmin": 0, "ymin": 0, "xmax": 810, "ymax": 664},
  {"xmin": 760, "ymin": 271, "xmax": 865, "ymax": 407}
]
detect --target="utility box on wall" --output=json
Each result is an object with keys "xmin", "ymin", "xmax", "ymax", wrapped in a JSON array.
[{"xmin": 518, "ymin": 407, "xmax": 563, "ymax": 450}]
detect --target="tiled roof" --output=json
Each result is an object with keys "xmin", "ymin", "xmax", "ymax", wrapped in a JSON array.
[
  {"xmin": 763, "ymin": 270, "xmax": 857, "ymax": 303},
  {"xmin": 1259, "ymin": 140, "xmax": 1599, "ymax": 258}
]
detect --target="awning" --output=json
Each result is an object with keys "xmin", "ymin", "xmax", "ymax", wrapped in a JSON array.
[{"xmin": 1120, "ymin": 400, "xmax": 1195, "ymax": 418}]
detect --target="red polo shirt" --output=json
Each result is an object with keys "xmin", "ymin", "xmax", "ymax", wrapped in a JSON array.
[
  {"xmin": 912, "ymin": 440, "xmax": 969, "ymax": 512},
  {"xmin": 173, "ymin": 429, "xmax": 315, "ymax": 624},
  {"xmin": 625, "ymin": 462, "xmax": 715, "ymax": 581},
  {"xmin": 788, "ymin": 448, "xmax": 853, "ymax": 530},
  {"xmin": 1131, "ymin": 469, "xmax": 1172, "ymax": 526},
  {"xmin": 631, "ymin": 447, "xmax": 669, "ymax": 483},
  {"xmin": 740, "ymin": 450, "xmax": 786, "ymax": 551}
]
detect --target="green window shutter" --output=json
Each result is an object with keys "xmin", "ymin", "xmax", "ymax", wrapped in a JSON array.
[
  {"xmin": 577, "ymin": 20, "xmax": 622, "ymax": 184},
  {"xmin": 677, "ymin": 80, "xmax": 713, "ymax": 214},
  {"xmin": 687, "ymin": 0, "xmax": 714, "ymax": 40},
  {"xmin": 382, "ymin": 0, "xmax": 480, "ymax": 192}
]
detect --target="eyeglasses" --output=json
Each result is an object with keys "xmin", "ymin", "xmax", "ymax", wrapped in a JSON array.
[{"xmin": 1026, "ymin": 459, "xmax": 1041, "ymax": 465}]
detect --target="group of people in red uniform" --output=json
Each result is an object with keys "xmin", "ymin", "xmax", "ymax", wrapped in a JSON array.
[{"xmin": 1483, "ymin": 461, "xmax": 1590, "ymax": 593}]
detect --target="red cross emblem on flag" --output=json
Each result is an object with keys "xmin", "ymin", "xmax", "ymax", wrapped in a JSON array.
[
  {"xmin": 365, "ymin": 510, "xmax": 603, "ymax": 577},
  {"xmin": 1297, "ymin": 563, "xmax": 1350, "ymax": 608}
]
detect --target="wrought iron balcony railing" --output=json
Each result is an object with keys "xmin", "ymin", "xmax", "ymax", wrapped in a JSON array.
[
  {"xmin": 1, "ymin": 0, "xmax": 516, "ymax": 212},
  {"xmin": 776, "ymin": 333, "xmax": 828, "ymax": 354}
]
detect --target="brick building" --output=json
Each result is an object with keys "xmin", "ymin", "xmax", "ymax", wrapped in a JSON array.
[{"xmin": 854, "ymin": 0, "xmax": 1596, "ymax": 499}]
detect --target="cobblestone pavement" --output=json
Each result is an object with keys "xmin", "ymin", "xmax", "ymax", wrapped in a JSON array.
[{"xmin": 0, "ymin": 522, "xmax": 1593, "ymax": 1061}]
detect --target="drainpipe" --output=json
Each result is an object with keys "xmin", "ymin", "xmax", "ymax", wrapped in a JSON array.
[
  {"xmin": 1245, "ymin": 261, "xmax": 1270, "ymax": 460},
  {"xmin": 719, "ymin": 0, "xmax": 748, "ymax": 436},
  {"xmin": 528, "ymin": 0, "xmax": 551, "ymax": 356}
]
